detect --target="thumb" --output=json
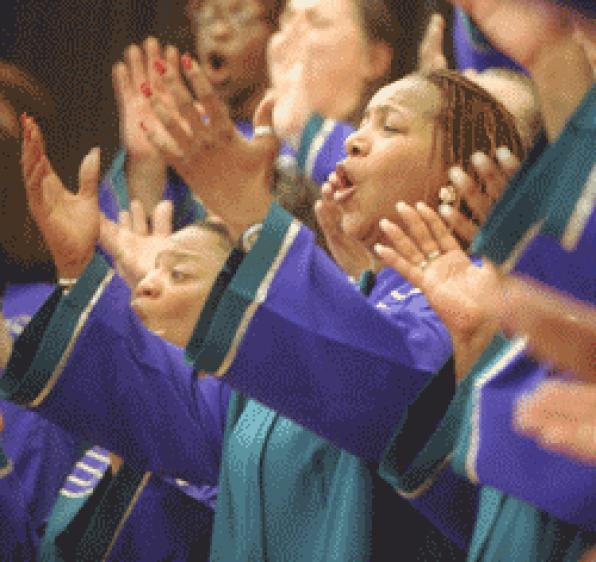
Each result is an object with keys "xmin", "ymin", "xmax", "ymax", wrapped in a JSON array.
[
  {"xmin": 78, "ymin": 147, "xmax": 101, "ymax": 199},
  {"xmin": 98, "ymin": 213, "xmax": 120, "ymax": 258},
  {"xmin": 252, "ymin": 90, "xmax": 280, "ymax": 156}
]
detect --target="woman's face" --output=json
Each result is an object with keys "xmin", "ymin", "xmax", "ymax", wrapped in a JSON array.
[
  {"xmin": 272, "ymin": 0, "xmax": 376, "ymax": 120},
  {"xmin": 334, "ymin": 76, "xmax": 446, "ymax": 247},
  {"xmin": 191, "ymin": 0, "xmax": 274, "ymax": 117},
  {"xmin": 131, "ymin": 226, "xmax": 229, "ymax": 348}
]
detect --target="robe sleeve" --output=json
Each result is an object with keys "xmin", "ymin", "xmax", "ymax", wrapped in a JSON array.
[
  {"xmin": 187, "ymin": 201, "xmax": 453, "ymax": 463},
  {"xmin": 380, "ymin": 331, "xmax": 596, "ymax": 531},
  {"xmin": 0, "ymin": 445, "xmax": 37, "ymax": 560},
  {"xmin": 453, "ymin": 8, "xmax": 523, "ymax": 72},
  {"xmin": 97, "ymin": 148, "xmax": 205, "ymax": 226},
  {"xmin": 0, "ymin": 256, "xmax": 230, "ymax": 486}
]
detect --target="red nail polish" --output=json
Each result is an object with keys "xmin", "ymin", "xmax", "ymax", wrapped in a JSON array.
[
  {"xmin": 181, "ymin": 54, "xmax": 192, "ymax": 70},
  {"xmin": 26, "ymin": 127, "xmax": 32, "ymax": 141},
  {"xmin": 20, "ymin": 112, "xmax": 27, "ymax": 128},
  {"xmin": 140, "ymin": 121, "xmax": 147, "ymax": 132},
  {"xmin": 154, "ymin": 59, "xmax": 167, "ymax": 75},
  {"xmin": 140, "ymin": 82, "xmax": 152, "ymax": 98}
]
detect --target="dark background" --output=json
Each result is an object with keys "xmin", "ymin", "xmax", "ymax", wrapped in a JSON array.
[{"xmin": 0, "ymin": 0, "xmax": 452, "ymax": 185}]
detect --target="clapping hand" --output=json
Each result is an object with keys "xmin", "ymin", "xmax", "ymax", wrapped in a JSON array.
[
  {"xmin": 315, "ymin": 173, "xmax": 378, "ymax": 279},
  {"xmin": 21, "ymin": 116, "xmax": 100, "ymax": 279},
  {"xmin": 99, "ymin": 199, "xmax": 173, "ymax": 288},
  {"xmin": 440, "ymin": 148, "xmax": 521, "ymax": 246},
  {"xmin": 139, "ymin": 50, "xmax": 278, "ymax": 239}
]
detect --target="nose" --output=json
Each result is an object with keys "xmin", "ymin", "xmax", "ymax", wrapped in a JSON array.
[
  {"xmin": 133, "ymin": 272, "xmax": 162, "ymax": 299},
  {"xmin": 209, "ymin": 18, "xmax": 233, "ymax": 40},
  {"xmin": 345, "ymin": 131, "xmax": 370, "ymax": 157}
]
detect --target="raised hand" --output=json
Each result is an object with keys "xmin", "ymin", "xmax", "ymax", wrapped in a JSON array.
[
  {"xmin": 417, "ymin": 13, "xmax": 448, "ymax": 73},
  {"xmin": 99, "ymin": 199, "xmax": 173, "ymax": 288},
  {"xmin": 315, "ymin": 173, "xmax": 377, "ymax": 279},
  {"xmin": 440, "ymin": 147, "xmax": 521, "ymax": 245},
  {"xmin": 450, "ymin": 0, "xmax": 570, "ymax": 71},
  {"xmin": 451, "ymin": 0, "xmax": 592, "ymax": 139},
  {"xmin": 21, "ymin": 116, "xmax": 100, "ymax": 279},
  {"xmin": 140, "ymin": 49, "xmax": 278, "ymax": 239},
  {"xmin": 375, "ymin": 202, "xmax": 501, "ymax": 380},
  {"xmin": 113, "ymin": 38, "xmax": 178, "ymax": 213},
  {"xmin": 516, "ymin": 380, "xmax": 596, "ymax": 465}
]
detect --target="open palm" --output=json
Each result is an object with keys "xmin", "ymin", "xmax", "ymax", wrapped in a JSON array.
[
  {"xmin": 376, "ymin": 202, "xmax": 501, "ymax": 379},
  {"xmin": 22, "ymin": 117, "xmax": 100, "ymax": 278}
]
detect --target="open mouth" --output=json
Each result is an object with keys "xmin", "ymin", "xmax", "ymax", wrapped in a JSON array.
[
  {"xmin": 333, "ymin": 163, "xmax": 357, "ymax": 204},
  {"xmin": 205, "ymin": 51, "xmax": 231, "ymax": 85}
]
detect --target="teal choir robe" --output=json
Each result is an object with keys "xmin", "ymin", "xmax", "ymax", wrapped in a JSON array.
[
  {"xmin": 1, "ymin": 241, "xmax": 476, "ymax": 560},
  {"xmin": 380, "ymin": 85, "xmax": 596, "ymax": 561}
]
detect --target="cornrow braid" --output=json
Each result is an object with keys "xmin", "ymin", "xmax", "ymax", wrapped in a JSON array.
[{"xmin": 425, "ymin": 69, "xmax": 525, "ymax": 179}]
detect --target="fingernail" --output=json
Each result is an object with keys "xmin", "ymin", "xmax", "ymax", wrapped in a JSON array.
[
  {"xmin": 181, "ymin": 54, "xmax": 192, "ymax": 70},
  {"xmin": 140, "ymin": 82, "xmax": 152, "ymax": 97},
  {"xmin": 415, "ymin": 202, "xmax": 425, "ymax": 211},
  {"xmin": 379, "ymin": 218, "xmax": 391, "ymax": 231},
  {"xmin": 447, "ymin": 166, "xmax": 466, "ymax": 185},
  {"xmin": 496, "ymin": 146, "xmax": 512, "ymax": 162},
  {"xmin": 396, "ymin": 201, "xmax": 406, "ymax": 213},
  {"xmin": 154, "ymin": 59, "xmax": 167, "ymax": 75},
  {"xmin": 20, "ymin": 112, "xmax": 27, "ymax": 128},
  {"xmin": 26, "ymin": 127, "xmax": 32, "ymax": 141},
  {"xmin": 140, "ymin": 121, "xmax": 147, "ymax": 131},
  {"xmin": 471, "ymin": 152, "xmax": 488, "ymax": 171},
  {"xmin": 373, "ymin": 243, "xmax": 384, "ymax": 256},
  {"xmin": 438, "ymin": 204, "xmax": 452, "ymax": 218},
  {"xmin": 439, "ymin": 186, "xmax": 457, "ymax": 204}
]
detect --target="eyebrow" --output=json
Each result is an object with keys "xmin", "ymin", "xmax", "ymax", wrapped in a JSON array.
[
  {"xmin": 363, "ymin": 104, "xmax": 408, "ymax": 120},
  {"xmin": 155, "ymin": 250, "xmax": 204, "ymax": 265}
]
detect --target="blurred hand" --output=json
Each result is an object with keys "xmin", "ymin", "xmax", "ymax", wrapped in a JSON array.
[
  {"xmin": 440, "ymin": 147, "xmax": 521, "ymax": 245},
  {"xmin": 376, "ymin": 202, "xmax": 501, "ymax": 380},
  {"xmin": 486, "ymin": 275, "xmax": 596, "ymax": 381},
  {"xmin": 99, "ymin": 199, "xmax": 173, "ymax": 288},
  {"xmin": 449, "ymin": 0, "xmax": 570, "ymax": 71},
  {"xmin": 21, "ymin": 116, "xmax": 100, "ymax": 279},
  {"xmin": 315, "ymin": 173, "xmax": 377, "ymax": 279},
  {"xmin": 516, "ymin": 380, "xmax": 596, "ymax": 465},
  {"xmin": 140, "ymin": 50, "xmax": 277, "ymax": 239}
]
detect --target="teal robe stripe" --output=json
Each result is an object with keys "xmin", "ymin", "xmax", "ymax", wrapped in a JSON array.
[
  {"xmin": 297, "ymin": 113, "xmax": 325, "ymax": 172},
  {"xmin": 100, "ymin": 148, "xmax": 206, "ymax": 225},
  {"xmin": 472, "ymin": 85, "xmax": 596, "ymax": 265},
  {"xmin": 72, "ymin": 465, "xmax": 150, "ymax": 561},
  {"xmin": 467, "ymin": 488, "xmax": 594, "ymax": 562},
  {"xmin": 190, "ymin": 201, "xmax": 300, "ymax": 374},
  {"xmin": 104, "ymin": 149, "xmax": 129, "ymax": 211},
  {"xmin": 357, "ymin": 269, "xmax": 376, "ymax": 296},
  {"xmin": 379, "ymin": 335, "xmax": 510, "ymax": 496},
  {"xmin": 0, "ymin": 255, "xmax": 113, "ymax": 407}
]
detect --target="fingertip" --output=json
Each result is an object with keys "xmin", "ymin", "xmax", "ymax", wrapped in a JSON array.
[
  {"xmin": 447, "ymin": 166, "xmax": 466, "ymax": 186},
  {"xmin": 395, "ymin": 201, "xmax": 407, "ymax": 213},
  {"xmin": 496, "ymin": 146, "xmax": 513, "ymax": 163}
]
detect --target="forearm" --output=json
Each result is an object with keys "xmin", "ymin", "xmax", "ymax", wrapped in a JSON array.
[
  {"xmin": 125, "ymin": 154, "xmax": 167, "ymax": 216},
  {"xmin": 1, "ymin": 255, "xmax": 223, "ymax": 485},
  {"xmin": 529, "ymin": 32, "xmax": 593, "ymax": 141}
]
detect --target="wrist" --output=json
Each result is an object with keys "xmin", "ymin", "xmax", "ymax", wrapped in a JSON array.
[{"xmin": 56, "ymin": 254, "xmax": 93, "ymax": 280}]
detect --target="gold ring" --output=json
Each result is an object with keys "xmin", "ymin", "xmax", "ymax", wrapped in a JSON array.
[{"xmin": 427, "ymin": 250, "xmax": 441, "ymax": 261}]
